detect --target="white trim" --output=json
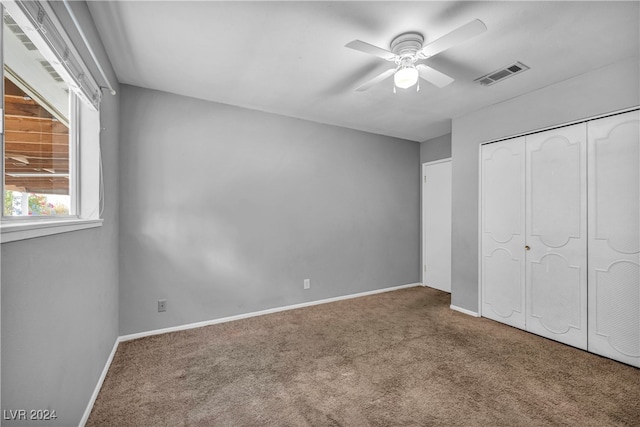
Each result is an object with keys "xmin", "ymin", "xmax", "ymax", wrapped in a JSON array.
[
  {"xmin": 450, "ymin": 304, "xmax": 479, "ymax": 317},
  {"xmin": 79, "ymin": 338, "xmax": 119, "ymax": 427},
  {"xmin": 421, "ymin": 163, "xmax": 426, "ymax": 286},
  {"xmin": 77, "ymin": 98, "xmax": 102, "ymax": 220},
  {"xmin": 1, "ymin": 218, "xmax": 103, "ymax": 243},
  {"xmin": 70, "ymin": 93, "xmax": 79, "ymax": 215},
  {"xmin": 120, "ymin": 283, "xmax": 422, "ymax": 342},
  {"xmin": 477, "ymin": 143, "xmax": 483, "ymax": 317}
]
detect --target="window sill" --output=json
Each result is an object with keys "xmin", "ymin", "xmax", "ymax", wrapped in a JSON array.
[{"xmin": 1, "ymin": 218, "xmax": 103, "ymax": 244}]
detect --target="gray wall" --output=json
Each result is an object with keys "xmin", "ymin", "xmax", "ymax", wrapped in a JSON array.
[
  {"xmin": 1, "ymin": 2, "xmax": 119, "ymax": 426},
  {"xmin": 450, "ymin": 57, "xmax": 640, "ymax": 312},
  {"xmin": 119, "ymin": 85, "xmax": 420, "ymax": 335},
  {"xmin": 420, "ymin": 133, "xmax": 451, "ymax": 164}
]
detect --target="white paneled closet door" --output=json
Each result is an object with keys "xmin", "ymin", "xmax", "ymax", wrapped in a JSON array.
[
  {"xmin": 481, "ymin": 138, "xmax": 526, "ymax": 329},
  {"xmin": 525, "ymin": 124, "xmax": 588, "ymax": 349},
  {"xmin": 587, "ymin": 110, "xmax": 640, "ymax": 367}
]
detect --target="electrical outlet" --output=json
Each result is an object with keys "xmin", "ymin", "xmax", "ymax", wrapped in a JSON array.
[
  {"xmin": 304, "ymin": 279, "xmax": 310, "ymax": 290},
  {"xmin": 158, "ymin": 299, "xmax": 167, "ymax": 312}
]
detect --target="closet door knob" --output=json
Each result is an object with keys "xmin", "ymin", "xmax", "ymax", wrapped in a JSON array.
[{"xmin": 525, "ymin": 245, "xmax": 530, "ymax": 251}]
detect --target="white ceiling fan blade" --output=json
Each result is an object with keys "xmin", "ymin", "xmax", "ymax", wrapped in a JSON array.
[
  {"xmin": 356, "ymin": 68, "xmax": 397, "ymax": 91},
  {"xmin": 419, "ymin": 19, "xmax": 487, "ymax": 59},
  {"xmin": 345, "ymin": 40, "xmax": 396, "ymax": 61},
  {"xmin": 417, "ymin": 64, "xmax": 454, "ymax": 88}
]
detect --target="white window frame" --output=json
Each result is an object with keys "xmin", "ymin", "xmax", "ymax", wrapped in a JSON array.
[{"xmin": 0, "ymin": 0, "xmax": 103, "ymax": 243}]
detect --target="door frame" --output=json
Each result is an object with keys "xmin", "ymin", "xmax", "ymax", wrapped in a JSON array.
[
  {"xmin": 478, "ymin": 143, "xmax": 483, "ymax": 317},
  {"xmin": 421, "ymin": 158, "xmax": 452, "ymax": 290}
]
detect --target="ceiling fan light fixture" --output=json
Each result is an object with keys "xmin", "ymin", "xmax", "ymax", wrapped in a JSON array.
[
  {"xmin": 394, "ymin": 66, "xmax": 419, "ymax": 89},
  {"xmin": 346, "ymin": 19, "xmax": 487, "ymax": 93}
]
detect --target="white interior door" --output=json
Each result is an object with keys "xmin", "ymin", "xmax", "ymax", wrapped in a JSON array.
[
  {"xmin": 422, "ymin": 159, "xmax": 452, "ymax": 292},
  {"xmin": 480, "ymin": 138, "xmax": 526, "ymax": 329},
  {"xmin": 587, "ymin": 110, "xmax": 640, "ymax": 367},
  {"xmin": 525, "ymin": 124, "xmax": 588, "ymax": 349}
]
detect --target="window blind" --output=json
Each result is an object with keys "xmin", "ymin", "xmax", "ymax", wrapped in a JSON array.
[{"xmin": 4, "ymin": 0, "xmax": 101, "ymax": 110}]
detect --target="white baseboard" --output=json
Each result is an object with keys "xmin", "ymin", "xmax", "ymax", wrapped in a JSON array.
[
  {"xmin": 119, "ymin": 282, "xmax": 422, "ymax": 342},
  {"xmin": 79, "ymin": 338, "xmax": 119, "ymax": 427},
  {"xmin": 450, "ymin": 304, "xmax": 479, "ymax": 317}
]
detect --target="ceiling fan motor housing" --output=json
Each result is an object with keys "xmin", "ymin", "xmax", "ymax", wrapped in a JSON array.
[{"xmin": 390, "ymin": 32, "xmax": 424, "ymax": 58}]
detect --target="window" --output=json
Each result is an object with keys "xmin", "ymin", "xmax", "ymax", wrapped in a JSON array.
[
  {"xmin": 1, "ymin": 1, "xmax": 105, "ymax": 242},
  {"xmin": 3, "ymin": 9, "xmax": 75, "ymax": 217}
]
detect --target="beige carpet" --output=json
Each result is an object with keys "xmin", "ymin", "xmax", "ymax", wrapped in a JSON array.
[{"xmin": 88, "ymin": 287, "xmax": 640, "ymax": 426}]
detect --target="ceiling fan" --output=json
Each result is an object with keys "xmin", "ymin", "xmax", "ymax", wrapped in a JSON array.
[{"xmin": 345, "ymin": 19, "xmax": 487, "ymax": 92}]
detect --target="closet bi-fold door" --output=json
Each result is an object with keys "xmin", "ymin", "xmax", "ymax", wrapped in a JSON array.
[
  {"xmin": 587, "ymin": 110, "xmax": 639, "ymax": 367},
  {"xmin": 481, "ymin": 138, "xmax": 526, "ymax": 329},
  {"xmin": 525, "ymin": 124, "xmax": 588, "ymax": 349}
]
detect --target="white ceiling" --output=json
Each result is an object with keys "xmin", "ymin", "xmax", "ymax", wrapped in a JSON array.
[{"xmin": 87, "ymin": 1, "xmax": 640, "ymax": 142}]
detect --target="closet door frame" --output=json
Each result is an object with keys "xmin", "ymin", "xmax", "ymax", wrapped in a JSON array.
[{"xmin": 478, "ymin": 106, "xmax": 638, "ymax": 334}]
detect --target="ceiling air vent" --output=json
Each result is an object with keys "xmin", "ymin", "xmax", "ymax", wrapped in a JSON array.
[{"xmin": 475, "ymin": 61, "xmax": 529, "ymax": 86}]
